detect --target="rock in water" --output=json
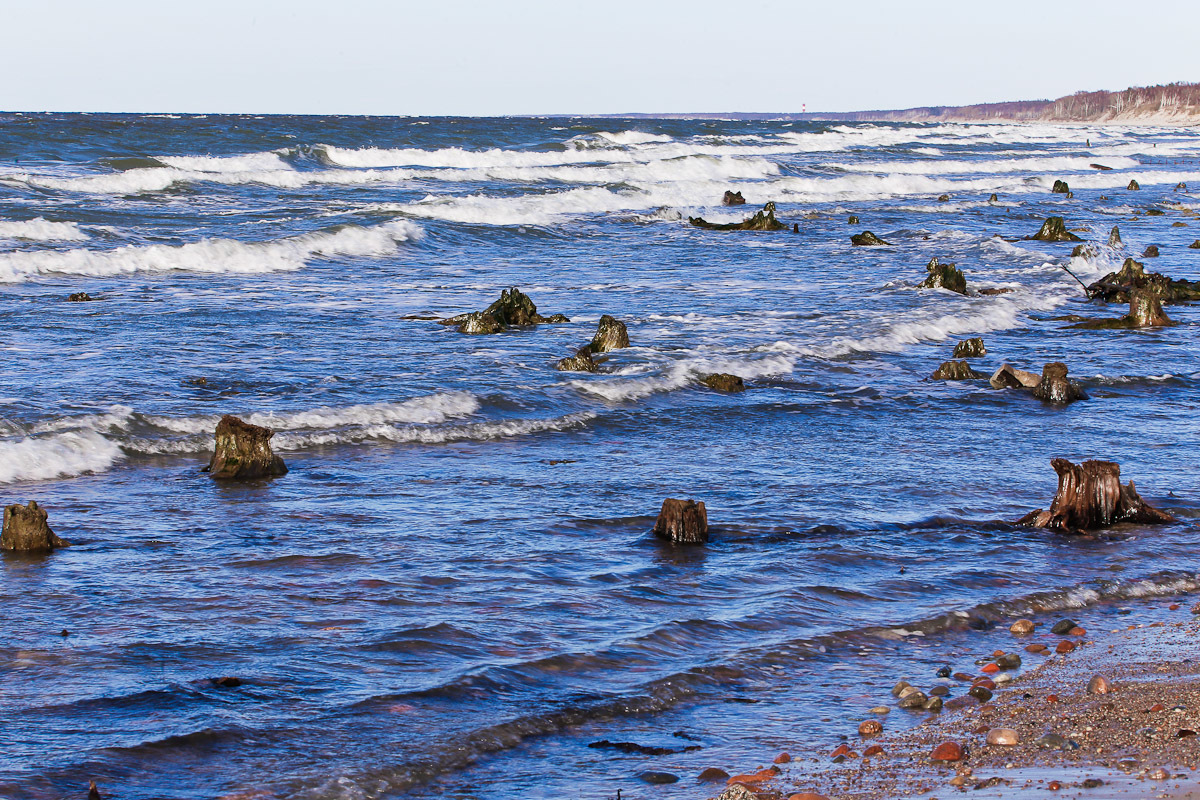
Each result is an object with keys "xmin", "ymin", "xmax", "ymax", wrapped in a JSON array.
[
  {"xmin": 919, "ymin": 257, "xmax": 967, "ymax": 294},
  {"xmin": 701, "ymin": 373, "xmax": 746, "ymax": 392},
  {"xmin": 851, "ymin": 231, "xmax": 890, "ymax": 246},
  {"xmin": 1191, "ymin": 240, "xmax": 1200, "ymax": 249},
  {"xmin": 989, "ymin": 365, "xmax": 1040, "ymax": 389},
  {"xmin": 653, "ymin": 498, "xmax": 708, "ymax": 544},
  {"xmin": 1031, "ymin": 216, "xmax": 1083, "ymax": 242},
  {"xmin": 1017, "ymin": 458, "xmax": 1175, "ymax": 531},
  {"xmin": 722, "ymin": 190, "xmax": 746, "ymax": 206},
  {"xmin": 1032, "ymin": 363, "xmax": 1086, "ymax": 404},
  {"xmin": 847, "ymin": 215, "xmax": 860, "ymax": 224},
  {"xmin": 1108, "ymin": 225, "xmax": 1123, "ymax": 248},
  {"xmin": 688, "ymin": 202, "xmax": 786, "ymax": 231},
  {"xmin": 1052, "ymin": 180, "xmax": 1071, "ymax": 194},
  {"xmin": 1128, "ymin": 179, "xmax": 1141, "ymax": 190},
  {"xmin": 1071, "ymin": 243, "xmax": 1099, "ymax": 259},
  {"xmin": 68, "ymin": 292, "xmax": 94, "ymax": 302},
  {"xmin": 484, "ymin": 287, "xmax": 540, "ymax": 326},
  {"xmin": 206, "ymin": 415, "xmax": 288, "ymax": 479},
  {"xmin": 556, "ymin": 346, "xmax": 597, "ymax": 372},
  {"xmin": 1086, "ymin": 257, "xmax": 1200, "ymax": 304},
  {"xmin": 1142, "ymin": 245, "xmax": 1160, "ymax": 258},
  {"xmin": 1, "ymin": 501, "xmax": 69, "ymax": 552},
  {"xmin": 937, "ymin": 194, "xmax": 950, "ymax": 202},
  {"xmin": 930, "ymin": 361, "xmax": 985, "ymax": 381},
  {"xmin": 589, "ymin": 315, "xmax": 629, "ymax": 353},
  {"xmin": 952, "ymin": 337, "xmax": 986, "ymax": 358},
  {"xmin": 457, "ymin": 311, "xmax": 504, "ymax": 335},
  {"xmin": 988, "ymin": 193, "xmax": 999, "ymax": 202}
]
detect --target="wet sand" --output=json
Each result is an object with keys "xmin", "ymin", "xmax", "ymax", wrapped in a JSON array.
[{"xmin": 713, "ymin": 610, "xmax": 1200, "ymax": 800}]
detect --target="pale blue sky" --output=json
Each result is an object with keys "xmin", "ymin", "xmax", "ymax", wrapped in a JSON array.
[{"xmin": 2, "ymin": 0, "xmax": 1196, "ymax": 115}]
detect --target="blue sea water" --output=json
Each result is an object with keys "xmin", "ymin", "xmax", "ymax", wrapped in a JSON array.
[{"xmin": 0, "ymin": 114, "xmax": 1198, "ymax": 800}]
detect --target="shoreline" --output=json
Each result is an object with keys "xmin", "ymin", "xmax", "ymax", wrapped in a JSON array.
[{"xmin": 712, "ymin": 608, "xmax": 1200, "ymax": 800}]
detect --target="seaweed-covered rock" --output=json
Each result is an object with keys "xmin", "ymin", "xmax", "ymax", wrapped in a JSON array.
[
  {"xmin": 1, "ymin": 501, "xmax": 69, "ymax": 552},
  {"xmin": 952, "ymin": 337, "xmax": 986, "ymax": 358},
  {"xmin": 543, "ymin": 313, "xmax": 570, "ymax": 323},
  {"xmin": 1031, "ymin": 363, "xmax": 1086, "ymax": 404},
  {"xmin": 1142, "ymin": 245, "xmax": 1159, "ymax": 258},
  {"xmin": 652, "ymin": 498, "xmax": 708, "ymax": 544},
  {"xmin": 689, "ymin": 202, "xmax": 786, "ymax": 231},
  {"xmin": 1052, "ymin": 180, "xmax": 1071, "ymax": 194},
  {"xmin": 1031, "ymin": 217, "xmax": 1082, "ymax": 242},
  {"xmin": 67, "ymin": 292, "xmax": 94, "ymax": 302},
  {"xmin": 1144, "ymin": 208, "xmax": 1165, "ymax": 217},
  {"xmin": 988, "ymin": 193, "xmax": 999, "ymax": 202},
  {"xmin": 1085, "ymin": 257, "xmax": 1200, "ymax": 304},
  {"xmin": 555, "ymin": 346, "xmax": 598, "ymax": 372},
  {"xmin": 848, "ymin": 215, "xmax": 860, "ymax": 224},
  {"xmin": 722, "ymin": 190, "xmax": 746, "ymax": 206},
  {"xmin": 701, "ymin": 373, "xmax": 745, "ymax": 392},
  {"xmin": 851, "ymin": 231, "xmax": 890, "ymax": 246},
  {"xmin": 457, "ymin": 312, "xmax": 504, "ymax": 335},
  {"xmin": 589, "ymin": 315, "xmax": 629, "ymax": 353},
  {"xmin": 1017, "ymin": 458, "xmax": 1174, "ymax": 531},
  {"xmin": 1176, "ymin": 182, "xmax": 1188, "ymax": 191},
  {"xmin": 1107, "ymin": 225, "xmax": 1123, "ymax": 248},
  {"xmin": 1190, "ymin": 240, "xmax": 1200, "ymax": 249},
  {"xmin": 205, "ymin": 415, "xmax": 288, "ymax": 480},
  {"xmin": 1127, "ymin": 180, "xmax": 1140, "ymax": 191},
  {"xmin": 937, "ymin": 194, "xmax": 950, "ymax": 202},
  {"xmin": 930, "ymin": 361, "xmax": 985, "ymax": 381},
  {"xmin": 990, "ymin": 365, "xmax": 1040, "ymax": 389},
  {"xmin": 919, "ymin": 257, "xmax": 967, "ymax": 294},
  {"xmin": 484, "ymin": 287, "xmax": 541, "ymax": 326}
]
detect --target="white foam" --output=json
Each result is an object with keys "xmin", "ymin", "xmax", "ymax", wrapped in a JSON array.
[
  {"xmin": 157, "ymin": 151, "xmax": 291, "ymax": 172},
  {"xmin": 0, "ymin": 431, "xmax": 122, "ymax": 484},
  {"xmin": 0, "ymin": 220, "xmax": 422, "ymax": 283},
  {"xmin": 572, "ymin": 355, "xmax": 795, "ymax": 403},
  {"xmin": 0, "ymin": 218, "xmax": 90, "ymax": 242}
]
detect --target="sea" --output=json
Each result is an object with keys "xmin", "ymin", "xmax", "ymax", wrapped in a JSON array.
[{"xmin": 1, "ymin": 114, "xmax": 1198, "ymax": 800}]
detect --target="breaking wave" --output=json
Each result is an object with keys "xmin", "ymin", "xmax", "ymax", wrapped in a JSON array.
[{"xmin": 0, "ymin": 217, "xmax": 90, "ymax": 242}]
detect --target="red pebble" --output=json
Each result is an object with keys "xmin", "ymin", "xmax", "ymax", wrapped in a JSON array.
[
  {"xmin": 1069, "ymin": 626, "xmax": 1086, "ymax": 636},
  {"xmin": 1056, "ymin": 640, "xmax": 1077, "ymax": 653},
  {"xmin": 830, "ymin": 744, "xmax": 850, "ymax": 759},
  {"xmin": 774, "ymin": 752, "xmax": 791, "ymax": 764},
  {"xmin": 981, "ymin": 663, "xmax": 1000, "ymax": 674},
  {"xmin": 973, "ymin": 678, "xmax": 996, "ymax": 690},
  {"xmin": 727, "ymin": 767, "xmax": 777, "ymax": 786},
  {"xmin": 1025, "ymin": 643, "xmax": 1048, "ymax": 653},
  {"xmin": 1150, "ymin": 703, "xmax": 1166, "ymax": 712},
  {"xmin": 1049, "ymin": 780, "xmax": 1062, "ymax": 791},
  {"xmin": 1170, "ymin": 604, "xmax": 1181, "ymax": 611},
  {"xmin": 1046, "ymin": 694, "xmax": 1059, "ymax": 703},
  {"xmin": 931, "ymin": 741, "xmax": 963, "ymax": 762},
  {"xmin": 863, "ymin": 744, "xmax": 884, "ymax": 757},
  {"xmin": 953, "ymin": 672, "xmax": 975, "ymax": 682}
]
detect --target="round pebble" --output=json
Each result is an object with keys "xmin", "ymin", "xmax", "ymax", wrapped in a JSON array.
[
  {"xmin": 869, "ymin": 706, "xmax": 890, "ymax": 715},
  {"xmin": 996, "ymin": 653, "xmax": 1021, "ymax": 669},
  {"xmin": 986, "ymin": 728, "xmax": 1019, "ymax": 746},
  {"xmin": 858, "ymin": 720, "xmax": 883, "ymax": 737},
  {"xmin": 1056, "ymin": 640, "xmax": 1077, "ymax": 654},
  {"xmin": 1149, "ymin": 767, "xmax": 1169, "ymax": 780},
  {"xmin": 1025, "ymin": 643, "xmax": 1048, "ymax": 653},
  {"xmin": 863, "ymin": 744, "xmax": 884, "ymax": 757},
  {"xmin": 698, "ymin": 768, "xmax": 729, "ymax": 782},
  {"xmin": 1087, "ymin": 675, "xmax": 1111, "ymax": 694},
  {"xmin": 1009, "ymin": 619, "xmax": 1035, "ymax": 635},
  {"xmin": 891, "ymin": 680, "xmax": 911, "ymax": 696},
  {"xmin": 1051, "ymin": 618, "xmax": 1078, "ymax": 634},
  {"xmin": 774, "ymin": 752, "xmax": 791, "ymax": 764},
  {"xmin": 931, "ymin": 741, "xmax": 963, "ymax": 762},
  {"xmin": 968, "ymin": 685, "xmax": 993, "ymax": 702},
  {"xmin": 639, "ymin": 771, "xmax": 679, "ymax": 785}
]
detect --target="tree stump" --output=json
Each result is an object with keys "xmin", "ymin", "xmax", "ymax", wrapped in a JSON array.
[
  {"xmin": 1107, "ymin": 225, "xmax": 1123, "ymax": 248},
  {"xmin": 206, "ymin": 415, "xmax": 288, "ymax": 479},
  {"xmin": 919, "ymin": 257, "xmax": 967, "ymax": 294},
  {"xmin": 701, "ymin": 373, "xmax": 745, "ymax": 392},
  {"xmin": 952, "ymin": 338, "xmax": 986, "ymax": 358},
  {"xmin": 930, "ymin": 361, "xmax": 985, "ymax": 381},
  {"xmin": 722, "ymin": 190, "xmax": 746, "ymax": 206},
  {"xmin": 1017, "ymin": 458, "xmax": 1175, "ymax": 531},
  {"xmin": 689, "ymin": 202, "xmax": 786, "ymax": 231},
  {"xmin": 1128, "ymin": 288, "xmax": 1172, "ymax": 327},
  {"xmin": 590, "ymin": 315, "xmax": 629, "ymax": 353},
  {"xmin": 1052, "ymin": 180, "xmax": 1071, "ymax": 194},
  {"xmin": 851, "ymin": 231, "xmax": 890, "ymax": 246},
  {"xmin": 653, "ymin": 498, "xmax": 708, "ymax": 544},
  {"xmin": 556, "ymin": 346, "xmax": 597, "ymax": 372},
  {"xmin": 1127, "ymin": 180, "xmax": 1140, "ymax": 191},
  {"xmin": 1, "ymin": 501, "xmax": 69, "ymax": 551},
  {"xmin": 1031, "ymin": 216, "xmax": 1082, "ymax": 242},
  {"xmin": 1031, "ymin": 363, "xmax": 1085, "ymax": 404}
]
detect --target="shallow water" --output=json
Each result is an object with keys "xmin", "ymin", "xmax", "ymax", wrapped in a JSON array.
[{"xmin": 1, "ymin": 114, "xmax": 1198, "ymax": 799}]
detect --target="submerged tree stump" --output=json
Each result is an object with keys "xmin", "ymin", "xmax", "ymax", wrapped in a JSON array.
[
  {"xmin": 851, "ymin": 231, "xmax": 890, "ymax": 246},
  {"xmin": 1, "ymin": 501, "xmax": 68, "ymax": 551},
  {"xmin": 689, "ymin": 202, "xmax": 786, "ymax": 231},
  {"xmin": 1107, "ymin": 225, "xmax": 1123, "ymax": 248},
  {"xmin": 1031, "ymin": 216, "xmax": 1082, "ymax": 242},
  {"xmin": 722, "ymin": 190, "xmax": 746, "ymax": 206},
  {"xmin": 590, "ymin": 315, "xmax": 629, "ymax": 353},
  {"xmin": 952, "ymin": 337, "xmax": 986, "ymax": 358},
  {"xmin": 919, "ymin": 257, "xmax": 967, "ymax": 294},
  {"xmin": 930, "ymin": 361, "xmax": 985, "ymax": 381},
  {"xmin": 653, "ymin": 498, "xmax": 708, "ymax": 544},
  {"xmin": 1031, "ymin": 362, "xmax": 1086, "ymax": 404},
  {"xmin": 1017, "ymin": 458, "xmax": 1174, "ymax": 531},
  {"xmin": 556, "ymin": 346, "xmax": 597, "ymax": 372},
  {"xmin": 206, "ymin": 415, "xmax": 288, "ymax": 479},
  {"xmin": 701, "ymin": 373, "xmax": 745, "ymax": 392},
  {"xmin": 1052, "ymin": 180, "xmax": 1071, "ymax": 194}
]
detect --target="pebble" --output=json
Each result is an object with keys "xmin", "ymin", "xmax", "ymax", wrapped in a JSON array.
[
  {"xmin": 994, "ymin": 673, "xmax": 1013, "ymax": 685},
  {"xmin": 929, "ymin": 685, "xmax": 949, "ymax": 696},
  {"xmin": 858, "ymin": 720, "xmax": 883, "ymax": 737},
  {"xmin": 1068, "ymin": 626, "xmax": 1087, "ymax": 636},
  {"xmin": 1149, "ymin": 768, "xmax": 1170, "ymax": 780},
  {"xmin": 1149, "ymin": 703, "xmax": 1165, "ymax": 712},
  {"xmin": 830, "ymin": 744, "xmax": 851, "ymax": 759},
  {"xmin": 1087, "ymin": 675, "xmax": 1111, "ymax": 694},
  {"xmin": 787, "ymin": 794, "xmax": 831, "ymax": 800},
  {"xmin": 639, "ymin": 771, "xmax": 679, "ymax": 785},
  {"xmin": 1170, "ymin": 603, "xmax": 1181, "ymax": 611},
  {"xmin": 211, "ymin": 677, "xmax": 242, "ymax": 688},
  {"xmin": 953, "ymin": 672, "xmax": 975, "ymax": 682},
  {"xmin": 924, "ymin": 696, "xmax": 943, "ymax": 712},
  {"xmin": 727, "ymin": 767, "xmax": 778, "ymax": 785},
  {"xmin": 944, "ymin": 696, "xmax": 980, "ymax": 710},
  {"xmin": 986, "ymin": 728, "xmax": 1019, "ymax": 746},
  {"xmin": 891, "ymin": 680, "xmax": 912, "ymax": 696},
  {"xmin": 1025, "ymin": 643, "xmax": 1048, "ymax": 653},
  {"xmin": 898, "ymin": 691, "xmax": 928, "ymax": 709},
  {"xmin": 1048, "ymin": 780, "xmax": 1062, "ymax": 791},
  {"xmin": 973, "ymin": 677, "xmax": 996, "ymax": 690},
  {"xmin": 1036, "ymin": 733, "xmax": 1069, "ymax": 750},
  {"xmin": 936, "ymin": 665, "xmax": 951, "ymax": 678},
  {"xmin": 1046, "ymin": 694, "xmax": 1059, "ymax": 703},
  {"xmin": 1056, "ymin": 640, "xmax": 1077, "ymax": 654},
  {"xmin": 773, "ymin": 752, "xmax": 791, "ymax": 764},
  {"xmin": 698, "ymin": 767, "xmax": 729, "ymax": 781},
  {"xmin": 1082, "ymin": 778, "xmax": 1104, "ymax": 788},
  {"xmin": 931, "ymin": 741, "xmax": 963, "ymax": 762},
  {"xmin": 968, "ymin": 685, "xmax": 993, "ymax": 703},
  {"xmin": 1051, "ymin": 618, "xmax": 1078, "ymax": 634},
  {"xmin": 1009, "ymin": 619, "xmax": 1035, "ymax": 635},
  {"xmin": 981, "ymin": 663, "xmax": 1000, "ymax": 674},
  {"xmin": 863, "ymin": 744, "xmax": 884, "ymax": 757},
  {"xmin": 996, "ymin": 653, "xmax": 1021, "ymax": 670},
  {"xmin": 1192, "ymin": 602, "xmax": 1200, "ymax": 615},
  {"xmin": 898, "ymin": 685, "xmax": 920, "ymax": 699},
  {"xmin": 869, "ymin": 706, "xmax": 890, "ymax": 715}
]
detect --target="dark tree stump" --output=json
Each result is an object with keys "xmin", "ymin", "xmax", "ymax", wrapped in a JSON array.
[
  {"xmin": 952, "ymin": 338, "xmax": 986, "ymax": 358},
  {"xmin": 590, "ymin": 315, "xmax": 629, "ymax": 353},
  {"xmin": 653, "ymin": 498, "xmax": 708, "ymax": 544},
  {"xmin": 1031, "ymin": 363, "xmax": 1086, "ymax": 404},
  {"xmin": 701, "ymin": 373, "xmax": 745, "ymax": 392},
  {"xmin": 722, "ymin": 190, "xmax": 746, "ymax": 206},
  {"xmin": 1017, "ymin": 458, "xmax": 1175, "ymax": 531},
  {"xmin": 929, "ymin": 361, "xmax": 985, "ymax": 381},
  {"xmin": 851, "ymin": 231, "xmax": 890, "ymax": 246},
  {"xmin": 1052, "ymin": 180, "xmax": 1071, "ymax": 194},
  {"xmin": 689, "ymin": 202, "xmax": 786, "ymax": 231},
  {"xmin": 919, "ymin": 257, "xmax": 967, "ymax": 294},
  {"xmin": 206, "ymin": 416, "xmax": 288, "ymax": 479},
  {"xmin": 1127, "ymin": 179, "xmax": 1140, "ymax": 190},
  {"xmin": 1, "ymin": 501, "xmax": 69, "ymax": 551},
  {"xmin": 1107, "ymin": 225, "xmax": 1123, "ymax": 248},
  {"xmin": 1031, "ymin": 216, "xmax": 1082, "ymax": 242},
  {"xmin": 556, "ymin": 346, "xmax": 597, "ymax": 372}
]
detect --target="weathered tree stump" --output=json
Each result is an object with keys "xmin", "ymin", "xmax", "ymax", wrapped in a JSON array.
[
  {"xmin": 590, "ymin": 315, "xmax": 629, "ymax": 353},
  {"xmin": 1031, "ymin": 363, "xmax": 1086, "ymax": 404},
  {"xmin": 722, "ymin": 190, "xmax": 746, "ymax": 206},
  {"xmin": 930, "ymin": 361, "xmax": 985, "ymax": 381},
  {"xmin": 438, "ymin": 287, "xmax": 568, "ymax": 332},
  {"xmin": 205, "ymin": 416, "xmax": 288, "ymax": 479},
  {"xmin": 1127, "ymin": 179, "xmax": 1140, "ymax": 191},
  {"xmin": 1017, "ymin": 458, "xmax": 1174, "ymax": 531},
  {"xmin": 689, "ymin": 202, "xmax": 786, "ymax": 231},
  {"xmin": 847, "ymin": 215, "xmax": 860, "ymax": 224},
  {"xmin": 851, "ymin": 231, "xmax": 890, "ymax": 246},
  {"xmin": 1107, "ymin": 225, "xmax": 1123, "ymax": 248},
  {"xmin": 652, "ymin": 498, "xmax": 708, "ymax": 544},
  {"xmin": 1031, "ymin": 216, "xmax": 1082, "ymax": 242},
  {"xmin": 1, "ymin": 501, "xmax": 69, "ymax": 551},
  {"xmin": 701, "ymin": 373, "xmax": 745, "ymax": 392},
  {"xmin": 952, "ymin": 338, "xmax": 986, "ymax": 358},
  {"xmin": 919, "ymin": 257, "xmax": 967, "ymax": 294},
  {"xmin": 1052, "ymin": 180, "xmax": 1071, "ymax": 194},
  {"xmin": 556, "ymin": 346, "xmax": 598, "ymax": 372},
  {"xmin": 1073, "ymin": 288, "xmax": 1174, "ymax": 329},
  {"xmin": 68, "ymin": 292, "xmax": 95, "ymax": 302}
]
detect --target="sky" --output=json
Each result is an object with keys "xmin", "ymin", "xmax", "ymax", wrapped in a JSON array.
[{"xmin": 2, "ymin": 0, "xmax": 1197, "ymax": 115}]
